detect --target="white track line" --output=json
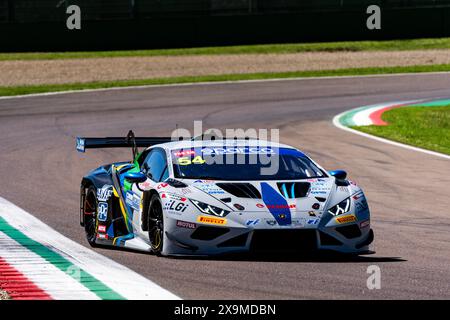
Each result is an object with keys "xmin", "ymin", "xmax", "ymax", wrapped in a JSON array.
[
  {"xmin": 332, "ymin": 108, "xmax": 450, "ymax": 160},
  {"xmin": 0, "ymin": 197, "xmax": 180, "ymax": 300},
  {"xmin": 1, "ymin": 71, "xmax": 450, "ymax": 101}
]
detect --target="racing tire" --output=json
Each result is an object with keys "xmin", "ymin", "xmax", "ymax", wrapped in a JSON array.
[
  {"xmin": 147, "ymin": 194, "xmax": 165, "ymax": 256},
  {"xmin": 83, "ymin": 186, "xmax": 98, "ymax": 247}
]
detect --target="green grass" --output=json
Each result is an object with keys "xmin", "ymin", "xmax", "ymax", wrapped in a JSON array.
[
  {"xmin": 2, "ymin": 37, "xmax": 450, "ymax": 61},
  {"xmin": 353, "ymin": 106, "xmax": 450, "ymax": 155},
  {"xmin": 1, "ymin": 63, "xmax": 450, "ymax": 97}
]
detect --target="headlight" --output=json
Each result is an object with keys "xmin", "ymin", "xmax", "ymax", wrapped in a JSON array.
[
  {"xmin": 190, "ymin": 199, "xmax": 230, "ymax": 217},
  {"xmin": 328, "ymin": 198, "xmax": 351, "ymax": 216}
]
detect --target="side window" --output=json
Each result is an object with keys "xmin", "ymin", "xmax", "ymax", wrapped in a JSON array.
[
  {"xmin": 143, "ymin": 148, "xmax": 168, "ymax": 182},
  {"xmin": 137, "ymin": 149, "xmax": 151, "ymax": 167},
  {"xmin": 160, "ymin": 166, "xmax": 169, "ymax": 182}
]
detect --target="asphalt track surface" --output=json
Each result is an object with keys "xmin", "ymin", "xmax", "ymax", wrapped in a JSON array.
[{"xmin": 1, "ymin": 73, "xmax": 450, "ymax": 299}]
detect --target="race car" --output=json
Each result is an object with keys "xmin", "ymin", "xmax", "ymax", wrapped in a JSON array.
[{"xmin": 77, "ymin": 131, "xmax": 374, "ymax": 256}]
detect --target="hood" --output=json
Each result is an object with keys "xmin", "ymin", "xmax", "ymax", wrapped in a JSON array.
[{"xmin": 182, "ymin": 178, "xmax": 339, "ymax": 214}]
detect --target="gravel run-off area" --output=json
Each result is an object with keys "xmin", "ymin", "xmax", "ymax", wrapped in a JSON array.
[{"xmin": 1, "ymin": 49, "xmax": 449, "ymax": 86}]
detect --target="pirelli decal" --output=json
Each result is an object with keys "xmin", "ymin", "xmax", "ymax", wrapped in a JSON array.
[
  {"xmin": 336, "ymin": 214, "xmax": 357, "ymax": 224},
  {"xmin": 197, "ymin": 216, "xmax": 227, "ymax": 226}
]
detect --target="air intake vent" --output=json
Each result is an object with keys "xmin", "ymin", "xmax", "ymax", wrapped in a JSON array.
[
  {"xmin": 277, "ymin": 182, "xmax": 310, "ymax": 199},
  {"xmin": 336, "ymin": 225, "xmax": 362, "ymax": 239},
  {"xmin": 191, "ymin": 226, "xmax": 230, "ymax": 241},
  {"xmin": 250, "ymin": 230, "xmax": 317, "ymax": 253},
  {"xmin": 217, "ymin": 232, "xmax": 249, "ymax": 247},
  {"xmin": 319, "ymin": 231, "xmax": 343, "ymax": 246},
  {"xmin": 215, "ymin": 183, "xmax": 261, "ymax": 199},
  {"xmin": 166, "ymin": 178, "xmax": 187, "ymax": 188}
]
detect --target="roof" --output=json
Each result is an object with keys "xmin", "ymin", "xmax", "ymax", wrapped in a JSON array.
[{"xmin": 151, "ymin": 139, "xmax": 296, "ymax": 151}]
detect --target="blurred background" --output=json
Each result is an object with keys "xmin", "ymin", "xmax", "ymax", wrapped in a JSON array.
[{"xmin": 2, "ymin": 0, "xmax": 450, "ymax": 51}]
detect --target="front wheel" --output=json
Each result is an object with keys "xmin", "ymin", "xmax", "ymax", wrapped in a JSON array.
[
  {"xmin": 147, "ymin": 194, "xmax": 165, "ymax": 255},
  {"xmin": 83, "ymin": 186, "xmax": 98, "ymax": 247}
]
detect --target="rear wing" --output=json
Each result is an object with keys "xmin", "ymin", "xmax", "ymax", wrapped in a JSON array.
[{"xmin": 76, "ymin": 131, "xmax": 172, "ymax": 157}]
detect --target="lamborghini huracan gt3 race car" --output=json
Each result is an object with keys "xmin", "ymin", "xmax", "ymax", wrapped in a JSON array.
[{"xmin": 77, "ymin": 131, "xmax": 374, "ymax": 256}]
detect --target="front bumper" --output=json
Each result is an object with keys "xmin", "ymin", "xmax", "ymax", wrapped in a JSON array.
[{"xmin": 163, "ymin": 216, "xmax": 374, "ymax": 256}]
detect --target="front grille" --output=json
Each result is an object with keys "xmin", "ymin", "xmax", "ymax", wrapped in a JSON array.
[
  {"xmin": 217, "ymin": 232, "xmax": 249, "ymax": 247},
  {"xmin": 250, "ymin": 230, "xmax": 317, "ymax": 253},
  {"xmin": 319, "ymin": 231, "xmax": 343, "ymax": 246},
  {"xmin": 191, "ymin": 226, "xmax": 230, "ymax": 240},
  {"xmin": 335, "ymin": 224, "xmax": 362, "ymax": 239},
  {"xmin": 216, "ymin": 183, "xmax": 262, "ymax": 199}
]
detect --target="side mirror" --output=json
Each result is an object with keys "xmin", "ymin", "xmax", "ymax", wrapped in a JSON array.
[
  {"xmin": 328, "ymin": 170, "xmax": 347, "ymax": 180},
  {"xmin": 124, "ymin": 172, "xmax": 147, "ymax": 183}
]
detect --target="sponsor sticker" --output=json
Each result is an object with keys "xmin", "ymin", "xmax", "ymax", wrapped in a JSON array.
[
  {"xmin": 360, "ymin": 220, "xmax": 370, "ymax": 229},
  {"xmin": 265, "ymin": 219, "xmax": 278, "ymax": 226},
  {"xmin": 157, "ymin": 183, "xmax": 169, "ymax": 189},
  {"xmin": 201, "ymin": 147, "xmax": 275, "ymax": 155},
  {"xmin": 311, "ymin": 190, "xmax": 328, "ymax": 195},
  {"xmin": 125, "ymin": 192, "xmax": 141, "ymax": 210},
  {"xmin": 194, "ymin": 184, "xmax": 225, "ymax": 195},
  {"xmin": 197, "ymin": 216, "xmax": 227, "ymax": 225},
  {"xmin": 166, "ymin": 193, "xmax": 187, "ymax": 202},
  {"xmin": 97, "ymin": 185, "xmax": 113, "ymax": 202},
  {"xmin": 176, "ymin": 220, "xmax": 197, "ymax": 229},
  {"xmin": 97, "ymin": 233, "xmax": 108, "ymax": 240},
  {"xmin": 98, "ymin": 225, "xmax": 106, "ymax": 233},
  {"xmin": 307, "ymin": 218, "xmax": 320, "ymax": 225},
  {"xmin": 291, "ymin": 219, "xmax": 305, "ymax": 227},
  {"xmin": 173, "ymin": 150, "xmax": 196, "ymax": 157},
  {"xmin": 246, "ymin": 219, "xmax": 260, "ymax": 226},
  {"xmin": 164, "ymin": 200, "xmax": 189, "ymax": 214},
  {"xmin": 98, "ymin": 202, "xmax": 108, "ymax": 222},
  {"xmin": 336, "ymin": 214, "xmax": 357, "ymax": 224},
  {"xmin": 255, "ymin": 203, "xmax": 295, "ymax": 209},
  {"xmin": 138, "ymin": 180, "xmax": 152, "ymax": 190},
  {"xmin": 312, "ymin": 203, "xmax": 321, "ymax": 210},
  {"xmin": 193, "ymin": 179, "xmax": 208, "ymax": 183},
  {"xmin": 266, "ymin": 204, "xmax": 296, "ymax": 209},
  {"xmin": 355, "ymin": 198, "xmax": 369, "ymax": 212},
  {"xmin": 353, "ymin": 192, "xmax": 363, "ymax": 200}
]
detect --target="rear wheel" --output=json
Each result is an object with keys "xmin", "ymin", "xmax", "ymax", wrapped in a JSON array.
[
  {"xmin": 83, "ymin": 186, "xmax": 98, "ymax": 247},
  {"xmin": 148, "ymin": 194, "xmax": 164, "ymax": 255}
]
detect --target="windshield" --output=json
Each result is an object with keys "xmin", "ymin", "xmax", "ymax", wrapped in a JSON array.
[{"xmin": 171, "ymin": 147, "xmax": 326, "ymax": 181}]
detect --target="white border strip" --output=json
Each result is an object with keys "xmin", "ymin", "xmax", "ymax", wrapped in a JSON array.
[
  {"xmin": 333, "ymin": 107, "xmax": 450, "ymax": 160},
  {"xmin": 351, "ymin": 105, "xmax": 385, "ymax": 126},
  {"xmin": 0, "ymin": 197, "xmax": 180, "ymax": 300},
  {"xmin": 0, "ymin": 231, "xmax": 100, "ymax": 300},
  {"xmin": 1, "ymin": 71, "xmax": 450, "ymax": 101},
  {"xmin": 350, "ymin": 100, "xmax": 423, "ymax": 126}
]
